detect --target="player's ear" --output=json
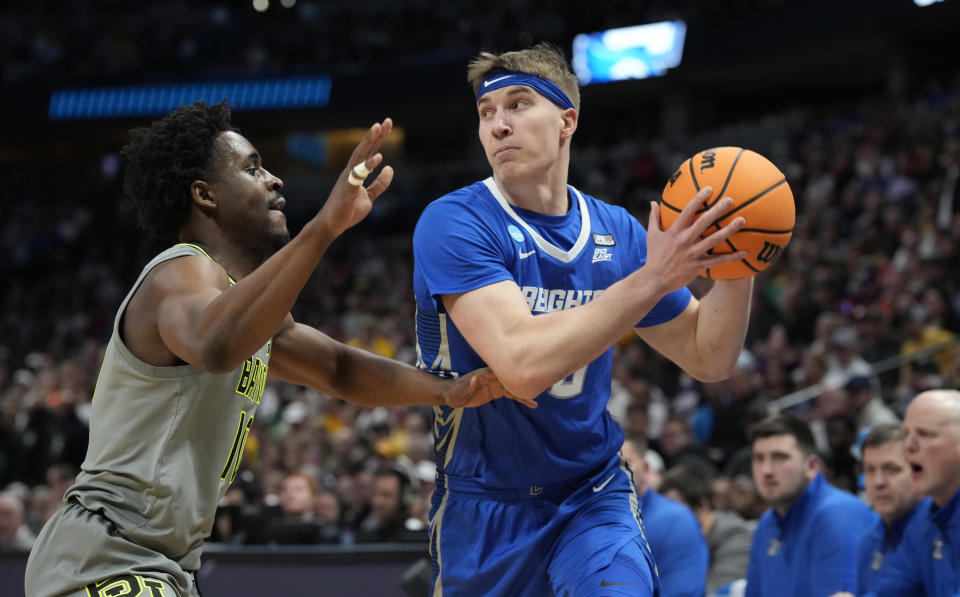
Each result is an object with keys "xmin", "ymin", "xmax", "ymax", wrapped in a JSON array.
[
  {"xmin": 559, "ymin": 108, "xmax": 578, "ymax": 140},
  {"xmin": 190, "ymin": 180, "xmax": 216, "ymax": 210}
]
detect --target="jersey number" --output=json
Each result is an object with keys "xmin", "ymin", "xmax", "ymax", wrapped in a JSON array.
[
  {"xmin": 85, "ymin": 575, "xmax": 166, "ymax": 597},
  {"xmin": 221, "ymin": 411, "xmax": 254, "ymax": 483},
  {"xmin": 548, "ymin": 364, "xmax": 588, "ymax": 399}
]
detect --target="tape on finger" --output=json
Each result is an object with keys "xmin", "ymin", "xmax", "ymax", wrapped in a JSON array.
[{"xmin": 347, "ymin": 162, "xmax": 372, "ymax": 186}]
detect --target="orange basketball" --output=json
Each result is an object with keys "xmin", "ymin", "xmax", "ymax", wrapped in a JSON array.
[{"xmin": 660, "ymin": 146, "xmax": 795, "ymax": 280}]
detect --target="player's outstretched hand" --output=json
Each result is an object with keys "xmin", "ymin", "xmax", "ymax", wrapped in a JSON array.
[
  {"xmin": 645, "ymin": 186, "xmax": 746, "ymax": 292},
  {"xmin": 445, "ymin": 368, "xmax": 538, "ymax": 409},
  {"xmin": 316, "ymin": 118, "xmax": 395, "ymax": 238}
]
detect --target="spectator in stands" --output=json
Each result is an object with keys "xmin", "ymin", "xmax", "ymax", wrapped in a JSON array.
[
  {"xmin": 356, "ymin": 467, "xmax": 424, "ymax": 543},
  {"xmin": 44, "ymin": 463, "xmax": 77, "ymax": 505},
  {"xmin": 311, "ymin": 488, "xmax": 347, "ymax": 545},
  {"xmin": 660, "ymin": 465, "xmax": 756, "ymax": 596},
  {"xmin": 746, "ymin": 413, "xmax": 877, "ymax": 596},
  {"xmin": 25, "ymin": 484, "xmax": 58, "ymax": 536},
  {"xmin": 823, "ymin": 326, "xmax": 875, "ymax": 390},
  {"xmin": 622, "ymin": 432, "xmax": 709, "ymax": 596},
  {"xmin": 726, "ymin": 475, "xmax": 767, "ymax": 521},
  {"xmin": 253, "ymin": 472, "xmax": 322, "ymax": 545},
  {"xmin": 853, "ymin": 423, "xmax": 926, "ymax": 595},
  {"xmin": 897, "ymin": 305, "xmax": 957, "ymax": 396},
  {"xmin": 659, "ymin": 414, "xmax": 717, "ymax": 475},
  {"xmin": 844, "ymin": 376, "xmax": 899, "ymax": 431},
  {"xmin": 699, "ymin": 350, "xmax": 765, "ymax": 470},
  {"xmin": 278, "ymin": 472, "xmax": 318, "ymax": 522},
  {"xmin": 335, "ymin": 465, "xmax": 370, "ymax": 533},
  {"xmin": 315, "ymin": 490, "xmax": 343, "ymax": 530},
  {"xmin": 623, "ymin": 390, "xmax": 652, "ymax": 437},
  {"xmin": 0, "ymin": 492, "xmax": 36, "ymax": 553},
  {"xmin": 823, "ymin": 415, "xmax": 859, "ymax": 493}
]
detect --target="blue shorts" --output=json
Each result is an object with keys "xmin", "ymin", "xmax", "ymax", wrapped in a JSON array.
[{"xmin": 428, "ymin": 454, "xmax": 661, "ymax": 596}]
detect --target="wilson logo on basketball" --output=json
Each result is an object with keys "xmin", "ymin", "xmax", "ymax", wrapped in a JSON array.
[
  {"xmin": 699, "ymin": 150, "xmax": 717, "ymax": 172},
  {"xmin": 667, "ymin": 169, "xmax": 682, "ymax": 187},
  {"xmin": 755, "ymin": 241, "xmax": 783, "ymax": 264}
]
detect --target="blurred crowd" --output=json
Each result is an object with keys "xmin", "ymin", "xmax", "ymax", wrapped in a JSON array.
[
  {"xmin": 1, "ymin": 56, "xmax": 959, "ymax": 564},
  {"xmin": 1, "ymin": 0, "xmax": 795, "ymax": 92}
]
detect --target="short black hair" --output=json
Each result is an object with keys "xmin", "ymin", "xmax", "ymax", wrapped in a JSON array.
[
  {"xmin": 374, "ymin": 465, "xmax": 414, "ymax": 497},
  {"xmin": 750, "ymin": 413, "xmax": 817, "ymax": 455},
  {"xmin": 120, "ymin": 101, "xmax": 237, "ymax": 241},
  {"xmin": 659, "ymin": 465, "xmax": 714, "ymax": 510},
  {"xmin": 861, "ymin": 423, "xmax": 906, "ymax": 451}
]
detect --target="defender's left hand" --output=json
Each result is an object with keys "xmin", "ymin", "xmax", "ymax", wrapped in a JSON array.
[{"xmin": 445, "ymin": 368, "xmax": 538, "ymax": 409}]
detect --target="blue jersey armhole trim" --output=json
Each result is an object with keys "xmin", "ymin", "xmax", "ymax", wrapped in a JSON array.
[{"xmin": 635, "ymin": 289, "xmax": 693, "ymax": 328}]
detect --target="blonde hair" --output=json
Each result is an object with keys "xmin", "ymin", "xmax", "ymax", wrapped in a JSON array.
[
  {"xmin": 282, "ymin": 472, "xmax": 319, "ymax": 495},
  {"xmin": 467, "ymin": 42, "xmax": 580, "ymax": 112}
]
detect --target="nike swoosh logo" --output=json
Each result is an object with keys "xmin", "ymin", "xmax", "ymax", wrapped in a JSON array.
[
  {"xmin": 484, "ymin": 75, "xmax": 513, "ymax": 87},
  {"xmin": 518, "ymin": 249, "xmax": 536, "ymax": 259},
  {"xmin": 592, "ymin": 473, "xmax": 616, "ymax": 492},
  {"xmin": 600, "ymin": 580, "xmax": 636, "ymax": 587}
]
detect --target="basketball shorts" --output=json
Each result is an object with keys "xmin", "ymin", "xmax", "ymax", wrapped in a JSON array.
[
  {"xmin": 24, "ymin": 500, "xmax": 197, "ymax": 597},
  {"xmin": 428, "ymin": 453, "xmax": 661, "ymax": 596}
]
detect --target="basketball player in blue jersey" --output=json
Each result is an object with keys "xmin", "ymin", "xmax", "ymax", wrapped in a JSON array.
[
  {"xmin": 24, "ymin": 102, "xmax": 526, "ymax": 597},
  {"xmin": 413, "ymin": 43, "xmax": 756, "ymax": 596}
]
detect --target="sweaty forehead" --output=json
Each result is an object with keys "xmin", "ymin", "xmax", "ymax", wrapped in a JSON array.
[{"xmin": 213, "ymin": 131, "xmax": 256, "ymax": 165}]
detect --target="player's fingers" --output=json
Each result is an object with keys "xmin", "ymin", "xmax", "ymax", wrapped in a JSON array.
[
  {"xmin": 365, "ymin": 165, "xmax": 394, "ymax": 201},
  {"xmin": 648, "ymin": 202, "xmax": 663, "ymax": 233},
  {"xmin": 513, "ymin": 397, "xmax": 538, "ymax": 409},
  {"xmin": 701, "ymin": 249, "xmax": 748, "ymax": 269},
  {"xmin": 691, "ymin": 195, "xmax": 737, "ymax": 236},
  {"xmin": 688, "ymin": 197, "xmax": 734, "ymax": 239},
  {"xmin": 346, "ymin": 152, "xmax": 386, "ymax": 188},
  {"xmin": 379, "ymin": 117, "xmax": 393, "ymax": 141},
  {"xmin": 348, "ymin": 122, "xmax": 381, "ymax": 164},
  {"xmin": 362, "ymin": 118, "xmax": 393, "ymax": 158},
  {"xmin": 345, "ymin": 118, "xmax": 392, "ymax": 168},
  {"xmin": 673, "ymin": 186, "xmax": 712, "ymax": 229},
  {"xmin": 692, "ymin": 215, "xmax": 744, "ymax": 253},
  {"xmin": 446, "ymin": 376, "xmax": 478, "ymax": 408},
  {"xmin": 358, "ymin": 152, "xmax": 383, "ymax": 175}
]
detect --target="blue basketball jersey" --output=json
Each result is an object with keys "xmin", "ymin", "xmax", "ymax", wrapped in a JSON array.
[{"xmin": 413, "ymin": 178, "xmax": 691, "ymax": 489}]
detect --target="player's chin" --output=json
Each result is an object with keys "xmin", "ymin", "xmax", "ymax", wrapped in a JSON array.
[
  {"xmin": 491, "ymin": 160, "xmax": 523, "ymax": 180},
  {"xmin": 270, "ymin": 229, "xmax": 292, "ymax": 252}
]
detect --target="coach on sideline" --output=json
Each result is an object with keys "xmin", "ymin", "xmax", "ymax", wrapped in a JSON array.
[
  {"xmin": 857, "ymin": 390, "xmax": 960, "ymax": 596},
  {"xmin": 745, "ymin": 413, "xmax": 876, "ymax": 596},
  {"xmin": 853, "ymin": 423, "xmax": 927, "ymax": 595}
]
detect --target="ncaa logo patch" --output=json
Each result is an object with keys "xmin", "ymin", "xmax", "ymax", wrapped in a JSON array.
[{"xmin": 507, "ymin": 225, "xmax": 524, "ymax": 243}]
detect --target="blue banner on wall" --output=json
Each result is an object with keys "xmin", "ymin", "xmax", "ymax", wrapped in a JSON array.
[{"xmin": 48, "ymin": 76, "xmax": 332, "ymax": 121}]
